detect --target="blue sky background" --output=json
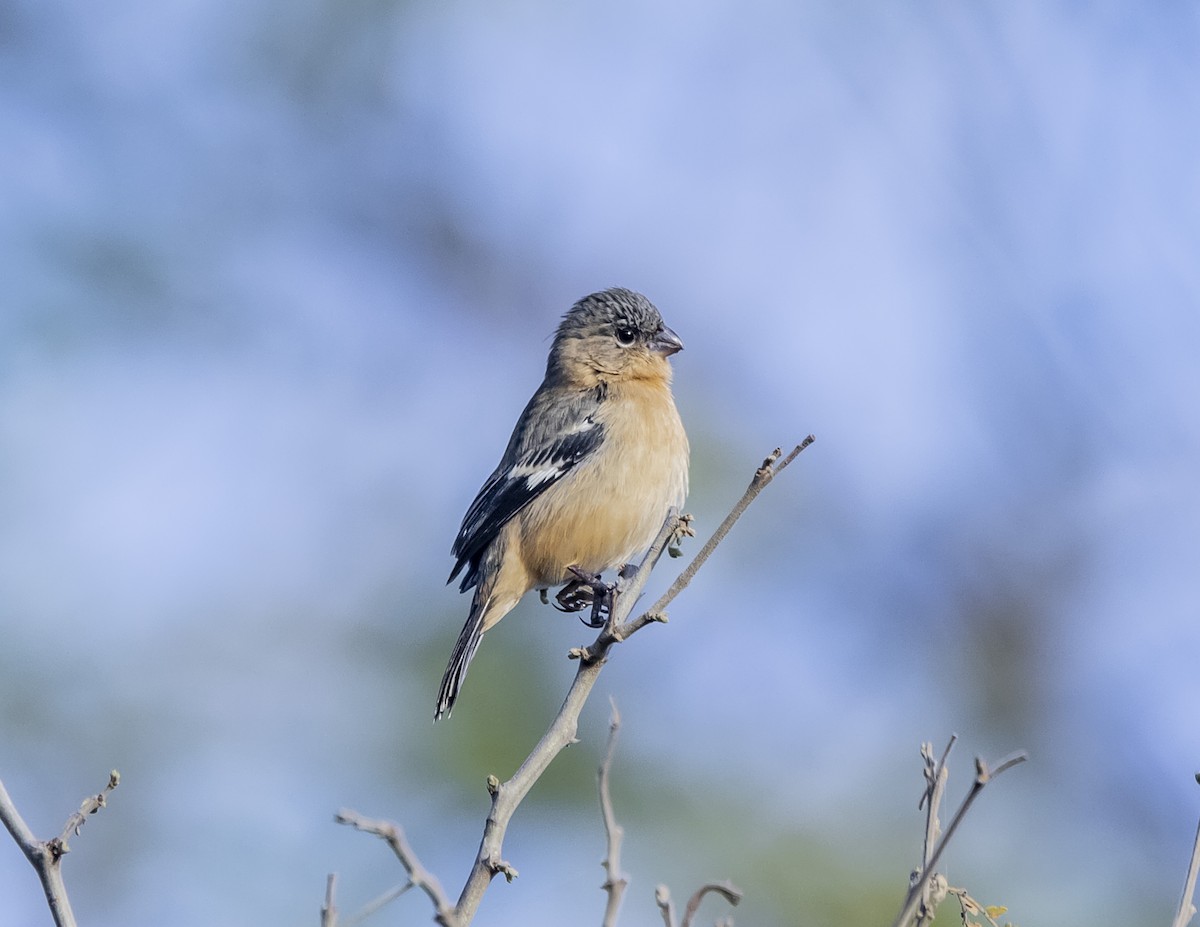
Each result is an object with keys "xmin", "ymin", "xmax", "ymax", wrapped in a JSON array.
[{"xmin": 3, "ymin": 2, "xmax": 1199, "ymax": 925}]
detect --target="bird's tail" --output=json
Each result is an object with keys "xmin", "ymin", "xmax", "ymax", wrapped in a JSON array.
[{"xmin": 435, "ymin": 594, "xmax": 489, "ymax": 721}]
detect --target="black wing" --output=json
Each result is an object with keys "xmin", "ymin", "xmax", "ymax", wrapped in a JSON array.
[{"xmin": 448, "ymin": 386, "xmax": 606, "ymax": 592}]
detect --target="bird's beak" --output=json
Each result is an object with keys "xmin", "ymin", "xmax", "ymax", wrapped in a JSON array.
[{"xmin": 651, "ymin": 325, "xmax": 684, "ymax": 356}]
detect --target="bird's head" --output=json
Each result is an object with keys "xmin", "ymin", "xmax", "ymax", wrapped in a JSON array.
[{"xmin": 548, "ymin": 288, "xmax": 683, "ymax": 387}]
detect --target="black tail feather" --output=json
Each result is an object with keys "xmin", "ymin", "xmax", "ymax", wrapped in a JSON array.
[{"xmin": 435, "ymin": 605, "xmax": 486, "ymax": 720}]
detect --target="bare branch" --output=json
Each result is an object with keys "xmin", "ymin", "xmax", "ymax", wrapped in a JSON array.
[
  {"xmin": 321, "ymin": 873, "xmax": 338, "ymax": 927},
  {"xmin": 452, "ymin": 445, "xmax": 813, "ymax": 923},
  {"xmin": 0, "ymin": 778, "xmax": 40, "ymax": 857},
  {"xmin": 912, "ymin": 737, "xmax": 955, "ymax": 927},
  {"xmin": 335, "ymin": 810, "xmax": 457, "ymax": 927},
  {"xmin": 51, "ymin": 769, "xmax": 120, "ymax": 858},
  {"xmin": 343, "ymin": 883, "xmax": 416, "ymax": 927},
  {"xmin": 679, "ymin": 880, "xmax": 743, "ymax": 927},
  {"xmin": 891, "ymin": 749, "xmax": 1027, "ymax": 927},
  {"xmin": 948, "ymin": 887, "xmax": 1006, "ymax": 927},
  {"xmin": 594, "ymin": 700, "xmax": 741, "ymax": 927},
  {"xmin": 918, "ymin": 735, "xmax": 957, "ymax": 812},
  {"xmin": 0, "ymin": 769, "xmax": 120, "ymax": 927},
  {"xmin": 451, "ymin": 515, "xmax": 680, "ymax": 918},
  {"xmin": 986, "ymin": 752, "xmax": 1028, "ymax": 779},
  {"xmin": 341, "ymin": 445, "xmax": 808, "ymax": 925},
  {"xmin": 655, "ymin": 884, "xmax": 676, "ymax": 927},
  {"xmin": 320, "ymin": 869, "xmax": 414, "ymax": 927},
  {"xmin": 635, "ymin": 437, "xmax": 815, "ymax": 629},
  {"xmin": 1170, "ymin": 772, "xmax": 1200, "ymax": 927},
  {"xmin": 598, "ymin": 699, "xmax": 629, "ymax": 927}
]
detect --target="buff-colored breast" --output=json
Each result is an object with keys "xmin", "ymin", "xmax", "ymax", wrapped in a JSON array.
[{"xmin": 516, "ymin": 378, "xmax": 688, "ymax": 587}]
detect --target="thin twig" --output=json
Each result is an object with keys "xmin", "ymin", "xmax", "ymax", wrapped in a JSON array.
[
  {"xmin": 1171, "ymin": 772, "xmax": 1200, "ymax": 927},
  {"xmin": 679, "ymin": 880, "xmax": 743, "ymax": 927},
  {"xmin": 52, "ymin": 770, "xmax": 120, "ymax": 856},
  {"xmin": 335, "ymin": 810, "xmax": 457, "ymax": 927},
  {"xmin": 596, "ymin": 702, "xmax": 741, "ymax": 927},
  {"xmin": 343, "ymin": 882, "xmax": 416, "ymax": 927},
  {"xmin": 948, "ymin": 887, "xmax": 1005, "ymax": 927},
  {"xmin": 0, "ymin": 770, "xmax": 120, "ymax": 927},
  {"xmin": 918, "ymin": 735, "xmax": 957, "ymax": 812},
  {"xmin": 891, "ymin": 751, "xmax": 1027, "ymax": 927},
  {"xmin": 655, "ymin": 884, "xmax": 676, "ymax": 927},
  {"xmin": 913, "ymin": 737, "xmax": 955, "ymax": 927},
  {"xmin": 321, "ymin": 869, "xmax": 413, "ymax": 927},
  {"xmin": 598, "ymin": 699, "xmax": 629, "ymax": 927},
  {"xmin": 634, "ymin": 437, "xmax": 814, "ymax": 630},
  {"xmin": 321, "ymin": 873, "xmax": 338, "ymax": 927}
]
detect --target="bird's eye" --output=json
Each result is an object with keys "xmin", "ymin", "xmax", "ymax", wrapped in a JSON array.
[{"xmin": 614, "ymin": 325, "xmax": 637, "ymax": 346}]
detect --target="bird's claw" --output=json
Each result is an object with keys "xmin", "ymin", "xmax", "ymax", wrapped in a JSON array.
[
  {"xmin": 553, "ymin": 578, "xmax": 593, "ymax": 613},
  {"xmin": 556, "ymin": 567, "xmax": 616, "ymax": 628}
]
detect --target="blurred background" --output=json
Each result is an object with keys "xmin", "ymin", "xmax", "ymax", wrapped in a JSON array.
[{"xmin": 3, "ymin": 1, "xmax": 1199, "ymax": 924}]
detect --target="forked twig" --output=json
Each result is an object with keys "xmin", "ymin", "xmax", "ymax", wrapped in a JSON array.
[
  {"xmin": 891, "ymin": 750, "xmax": 1026, "ymax": 927},
  {"xmin": 655, "ymin": 880, "xmax": 742, "ymax": 927},
  {"xmin": 334, "ymin": 810, "xmax": 457, "ymax": 926},
  {"xmin": 912, "ymin": 736, "xmax": 955, "ymax": 927},
  {"xmin": 452, "ymin": 510, "xmax": 683, "ymax": 924},
  {"xmin": 345, "ymin": 442, "xmax": 813, "ymax": 926},
  {"xmin": 452, "ymin": 442, "xmax": 812, "ymax": 925},
  {"xmin": 318, "ymin": 870, "xmax": 414, "ymax": 927},
  {"xmin": 0, "ymin": 770, "xmax": 120, "ymax": 927},
  {"xmin": 625, "ymin": 438, "xmax": 815, "ymax": 636}
]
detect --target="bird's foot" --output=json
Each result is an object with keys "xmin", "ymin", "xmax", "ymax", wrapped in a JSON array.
[
  {"xmin": 553, "ymin": 578, "xmax": 593, "ymax": 613},
  {"xmin": 559, "ymin": 566, "xmax": 616, "ymax": 628}
]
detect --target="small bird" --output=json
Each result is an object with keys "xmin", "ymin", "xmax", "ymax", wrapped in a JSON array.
[{"xmin": 436, "ymin": 288, "xmax": 689, "ymax": 720}]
